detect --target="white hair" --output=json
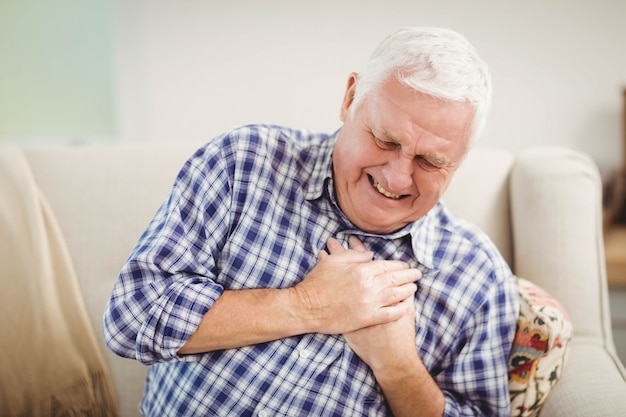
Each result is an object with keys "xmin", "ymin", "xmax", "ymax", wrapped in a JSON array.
[{"xmin": 352, "ymin": 27, "xmax": 492, "ymax": 145}]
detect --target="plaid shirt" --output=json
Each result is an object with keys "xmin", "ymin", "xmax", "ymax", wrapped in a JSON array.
[{"xmin": 104, "ymin": 124, "xmax": 518, "ymax": 416}]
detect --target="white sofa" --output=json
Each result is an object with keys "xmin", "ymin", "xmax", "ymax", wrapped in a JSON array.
[{"xmin": 18, "ymin": 143, "xmax": 626, "ymax": 416}]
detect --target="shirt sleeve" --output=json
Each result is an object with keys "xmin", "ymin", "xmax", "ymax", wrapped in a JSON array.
[
  {"xmin": 103, "ymin": 140, "xmax": 234, "ymax": 365},
  {"xmin": 438, "ymin": 264, "xmax": 519, "ymax": 417}
]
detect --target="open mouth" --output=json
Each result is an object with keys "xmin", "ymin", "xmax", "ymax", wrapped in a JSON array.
[{"xmin": 368, "ymin": 175, "xmax": 405, "ymax": 200}]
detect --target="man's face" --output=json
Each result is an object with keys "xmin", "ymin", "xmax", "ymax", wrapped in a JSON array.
[{"xmin": 332, "ymin": 73, "xmax": 475, "ymax": 234}]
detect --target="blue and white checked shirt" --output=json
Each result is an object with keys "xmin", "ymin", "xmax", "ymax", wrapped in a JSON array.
[{"xmin": 104, "ymin": 124, "xmax": 519, "ymax": 416}]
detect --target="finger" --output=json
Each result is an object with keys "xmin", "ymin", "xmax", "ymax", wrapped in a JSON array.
[
  {"xmin": 373, "ymin": 296, "xmax": 414, "ymax": 324},
  {"xmin": 379, "ymin": 282, "xmax": 418, "ymax": 307},
  {"xmin": 367, "ymin": 259, "xmax": 413, "ymax": 277},
  {"xmin": 318, "ymin": 250, "xmax": 329, "ymax": 260},
  {"xmin": 386, "ymin": 266, "xmax": 422, "ymax": 286},
  {"xmin": 326, "ymin": 238, "xmax": 374, "ymax": 263},
  {"xmin": 348, "ymin": 235, "xmax": 369, "ymax": 252},
  {"xmin": 322, "ymin": 241, "xmax": 373, "ymax": 264},
  {"xmin": 326, "ymin": 238, "xmax": 346, "ymax": 255}
]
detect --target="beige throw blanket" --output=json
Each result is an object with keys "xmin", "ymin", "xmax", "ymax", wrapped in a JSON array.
[{"xmin": 0, "ymin": 144, "xmax": 118, "ymax": 416}]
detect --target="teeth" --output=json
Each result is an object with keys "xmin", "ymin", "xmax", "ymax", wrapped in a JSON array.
[{"xmin": 370, "ymin": 176, "xmax": 401, "ymax": 199}]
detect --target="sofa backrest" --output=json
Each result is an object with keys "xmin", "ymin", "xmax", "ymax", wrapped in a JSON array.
[
  {"xmin": 444, "ymin": 148, "xmax": 515, "ymax": 266},
  {"xmin": 25, "ymin": 143, "xmax": 202, "ymax": 416}
]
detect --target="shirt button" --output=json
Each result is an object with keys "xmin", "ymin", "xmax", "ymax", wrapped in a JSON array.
[
  {"xmin": 258, "ymin": 409, "xmax": 270, "ymax": 417},
  {"xmin": 298, "ymin": 349, "xmax": 312, "ymax": 359}
]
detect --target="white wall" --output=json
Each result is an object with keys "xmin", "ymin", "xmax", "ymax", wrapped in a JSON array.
[
  {"xmin": 0, "ymin": 0, "xmax": 114, "ymax": 141},
  {"xmin": 112, "ymin": 0, "xmax": 626, "ymax": 177}
]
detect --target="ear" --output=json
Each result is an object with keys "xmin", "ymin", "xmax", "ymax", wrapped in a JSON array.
[{"xmin": 340, "ymin": 72, "xmax": 358, "ymax": 122}]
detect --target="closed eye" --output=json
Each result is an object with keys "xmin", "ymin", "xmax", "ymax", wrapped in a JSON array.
[
  {"xmin": 415, "ymin": 155, "xmax": 446, "ymax": 171},
  {"xmin": 373, "ymin": 137, "xmax": 400, "ymax": 151}
]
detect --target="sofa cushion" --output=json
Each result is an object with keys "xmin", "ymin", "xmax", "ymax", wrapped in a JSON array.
[{"xmin": 508, "ymin": 277, "xmax": 573, "ymax": 417}]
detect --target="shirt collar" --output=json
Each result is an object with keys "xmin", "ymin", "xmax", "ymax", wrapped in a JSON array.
[
  {"xmin": 338, "ymin": 212, "xmax": 438, "ymax": 270},
  {"xmin": 408, "ymin": 210, "xmax": 437, "ymax": 270},
  {"xmin": 301, "ymin": 130, "xmax": 337, "ymax": 201}
]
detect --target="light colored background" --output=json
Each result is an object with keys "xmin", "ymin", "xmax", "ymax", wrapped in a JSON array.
[
  {"xmin": 0, "ymin": 0, "xmax": 114, "ymax": 141},
  {"xmin": 2, "ymin": 0, "xmax": 626, "ymax": 179},
  {"xmin": 2, "ymin": 0, "xmax": 625, "ymax": 361},
  {"xmin": 111, "ymin": 0, "xmax": 626, "ymax": 180}
]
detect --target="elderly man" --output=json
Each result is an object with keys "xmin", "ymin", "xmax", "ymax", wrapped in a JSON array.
[{"xmin": 104, "ymin": 27, "xmax": 519, "ymax": 416}]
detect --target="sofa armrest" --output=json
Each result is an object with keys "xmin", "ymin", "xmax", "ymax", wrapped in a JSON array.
[
  {"xmin": 510, "ymin": 147, "xmax": 609, "ymax": 339},
  {"xmin": 510, "ymin": 147, "xmax": 626, "ymax": 415}
]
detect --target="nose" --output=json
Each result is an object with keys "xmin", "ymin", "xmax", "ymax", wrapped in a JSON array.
[{"xmin": 381, "ymin": 154, "xmax": 415, "ymax": 193}]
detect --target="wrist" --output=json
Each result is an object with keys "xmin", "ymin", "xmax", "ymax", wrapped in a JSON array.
[
  {"xmin": 370, "ymin": 349, "xmax": 421, "ymax": 386},
  {"xmin": 284, "ymin": 285, "xmax": 322, "ymax": 334},
  {"xmin": 373, "ymin": 354, "xmax": 446, "ymax": 417}
]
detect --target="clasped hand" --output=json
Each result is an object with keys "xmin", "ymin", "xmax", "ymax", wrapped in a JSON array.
[
  {"xmin": 293, "ymin": 236, "xmax": 420, "ymax": 333},
  {"xmin": 292, "ymin": 236, "xmax": 420, "ymax": 372}
]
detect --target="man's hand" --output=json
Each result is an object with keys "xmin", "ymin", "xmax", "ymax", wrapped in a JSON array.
[
  {"xmin": 290, "ymin": 237, "xmax": 420, "ymax": 335},
  {"xmin": 330, "ymin": 237, "xmax": 445, "ymax": 417},
  {"xmin": 322, "ymin": 237, "xmax": 419, "ymax": 372},
  {"xmin": 344, "ymin": 296, "xmax": 418, "ymax": 373}
]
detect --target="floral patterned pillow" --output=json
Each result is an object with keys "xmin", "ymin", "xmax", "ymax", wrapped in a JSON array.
[{"xmin": 508, "ymin": 277, "xmax": 573, "ymax": 417}]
